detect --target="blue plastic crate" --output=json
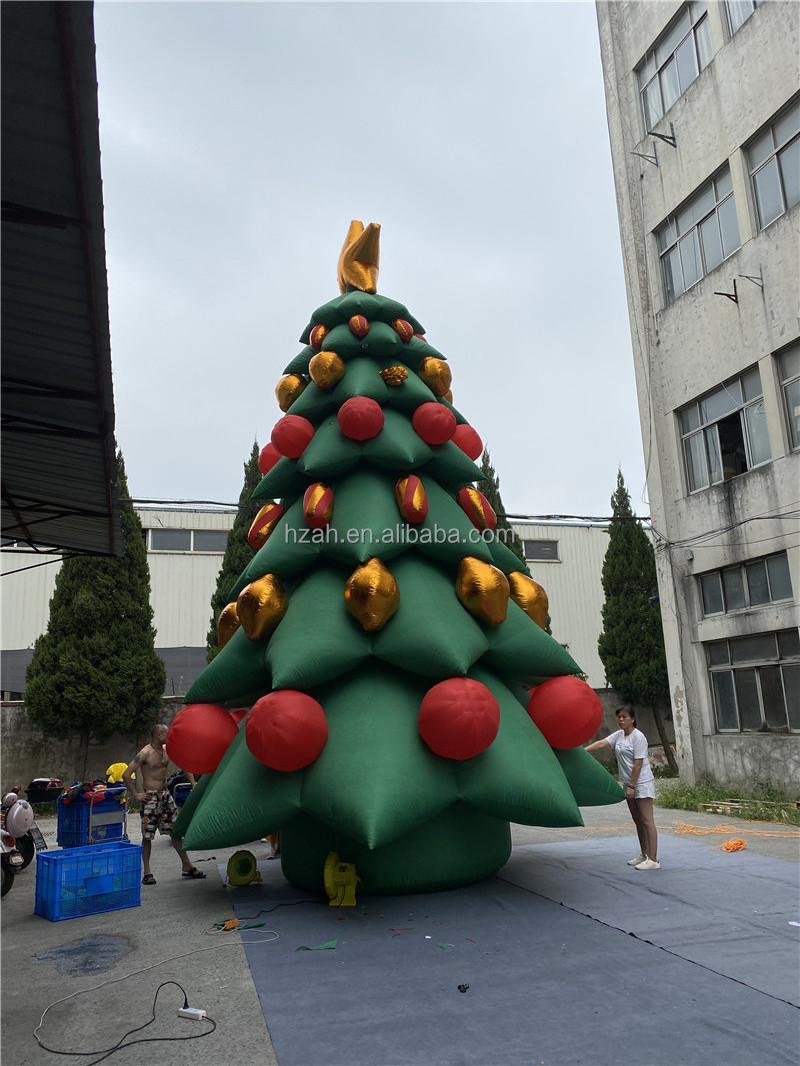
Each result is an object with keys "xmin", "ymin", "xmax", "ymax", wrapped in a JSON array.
[
  {"xmin": 57, "ymin": 787, "xmax": 127, "ymax": 847},
  {"xmin": 35, "ymin": 841, "xmax": 142, "ymax": 921}
]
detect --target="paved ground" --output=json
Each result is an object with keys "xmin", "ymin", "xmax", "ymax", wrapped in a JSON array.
[{"xmin": 1, "ymin": 801, "xmax": 797, "ymax": 1065}]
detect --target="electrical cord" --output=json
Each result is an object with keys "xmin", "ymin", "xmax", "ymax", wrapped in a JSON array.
[
  {"xmin": 36, "ymin": 980, "xmax": 216, "ymax": 1064},
  {"xmin": 34, "ymin": 934, "xmax": 279, "ymax": 1058}
]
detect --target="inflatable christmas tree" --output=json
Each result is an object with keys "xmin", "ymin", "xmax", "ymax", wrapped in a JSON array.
[{"xmin": 170, "ymin": 222, "xmax": 623, "ymax": 894}]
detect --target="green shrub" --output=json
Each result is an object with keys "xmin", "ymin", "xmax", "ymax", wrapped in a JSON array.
[{"xmin": 656, "ymin": 776, "xmax": 800, "ymax": 826}]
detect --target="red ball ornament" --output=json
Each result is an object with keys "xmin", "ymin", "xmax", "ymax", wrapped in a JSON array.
[
  {"xmin": 348, "ymin": 314, "xmax": 370, "ymax": 337},
  {"xmin": 414, "ymin": 333, "xmax": 427, "ymax": 342},
  {"xmin": 412, "ymin": 402, "xmax": 456, "ymax": 446},
  {"xmin": 391, "ymin": 319, "xmax": 414, "ymax": 341},
  {"xmin": 166, "ymin": 703, "xmax": 239, "ymax": 775},
  {"xmin": 245, "ymin": 690, "xmax": 329, "ymax": 772},
  {"xmin": 230, "ymin": 709, "xmax": 248, "ymax": 725},
  {"xmin": 258, "ymin": 443, "xmax": 282, "ymax": 475},
  {"xmin": 271, "ymin": 414, "xmax": 314, "ymax": 458},
  {"xmin": 309, "ymin": 324, "xmax": 329, "ymax": 350},
  {"xmin": 337, "ymin": 396, "xmax": 385, "ymax": 441},
  {"xmin": 418, "ymin": 678, "xmax": 500, "ymax": 760},
  {"xmin": 452, "ymin": 424, "xmax": 483, "ymax": 461},
  {"xmin": 526, "ymin": 676, "xmax": 603, "ymax": 749}
]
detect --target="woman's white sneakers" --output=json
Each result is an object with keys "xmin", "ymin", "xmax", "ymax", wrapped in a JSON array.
[
  {"xmin": 627, "ymin": 853, "xmax": 646, "ymax": 866},
  {"xmin": 635, "ymin": 857, "xmax": 661, "ymax": 870}
]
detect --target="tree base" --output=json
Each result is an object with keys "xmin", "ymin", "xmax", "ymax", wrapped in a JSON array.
[{"xmin": 280, "ymin": 803, "xmax": 512, "ymax": 895}]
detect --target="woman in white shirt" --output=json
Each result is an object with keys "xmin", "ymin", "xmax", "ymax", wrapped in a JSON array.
[{"xmin": 585, "ymin": 705, "xmax": 660, "ymax": 870}]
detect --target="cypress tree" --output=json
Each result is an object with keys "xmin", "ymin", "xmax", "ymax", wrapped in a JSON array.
[
  {"xmin": 24, "ymin": 451, "xmax": 165, "ymax": 763},
  {"xmin": 206, "ymin": 440, "xmax": 262, "ymax": 661},
  {"xmin": 597, "ymin": 469, "xmax": 676, "ymax": 770},
  {"xmin": 477, "ymin": 448, "xmax": 526, "ymax": 564}
]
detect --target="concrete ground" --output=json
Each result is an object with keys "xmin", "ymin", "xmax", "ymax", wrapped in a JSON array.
[{"xmin": 1, "ymin": 801, "xmax": 797, "ymax": 1065}]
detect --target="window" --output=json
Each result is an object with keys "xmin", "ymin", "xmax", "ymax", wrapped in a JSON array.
[
  {"xmin": 150, "ymin": 529, "xmax": 191, "ymax": 551},
  {"xmin": 777, "ymin": 341, "xmax": 800, "ymax": 449},
  {"xmin": 679, "ymin": 367, "xmax": 771, "ymax": 491},
  {"xmin": 657, "ymin": 170, "xmax": 740, "ymax": 304},
  {"xmin": 147, "ymin": 529, "xmax": 229, "ymax": 552},
  {"xmin": 193, "ymin": 530, "xmax": 229, "ymax": 552},
  {"xmin": 637, "ymin": 3, "xmax": 712, "ymax": 131},
  {"xmin": 699, "ymin": 552, "xmax": 793, "ymax": 616},
  {"xmin": 726, "ymin": 0, "xmax": 763, "ymax": 35},
  {"xmin": 748, "ymin": 101, "xmax": 800, "ymax": 230},
  {"xmin": 523, "ymin": 540, "xmax": 559, "ymax": 562},
  {"xmin": 707, "ymin": 628, "xmax": 799, "ymax": 733}
]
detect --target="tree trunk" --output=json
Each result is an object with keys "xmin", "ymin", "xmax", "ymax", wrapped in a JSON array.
[{"xmin": 650, "ymin": 703, "xmax": 678, "ymax": 774}]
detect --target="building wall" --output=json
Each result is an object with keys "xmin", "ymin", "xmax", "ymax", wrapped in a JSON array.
[
  {"xmin": 1, "ymin": 507, "xmax": 236, "ymax": 697},
  {"xmin": 511, "ymin": 521, "xmax": 611, "ymax": 688},
  {"xmin": 596, "ymin": 0, "xmax": 800, "ymax": 789}
]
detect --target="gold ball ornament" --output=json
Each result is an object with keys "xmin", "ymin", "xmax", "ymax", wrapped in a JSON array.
[
  {"xmin": 344, "ymin": 557, "xmax": 400, "ymax": 632},
  {"xmin": 456, "ymin": 557, "xmax": 510, "ymax": 626},
  {"xmin": 309, "ymin": 350, "xmax": 346, "ymax": 390},
  {"xmin": 417, "ymin": 356, "xmax": 452, "ymax": 398},
  {"xmin": 237, "ymin": 574, "xmax": 289, "ymax": 642},
  {"xmin": 217, "ymin": 602, "xmax": 241, "ymax": 650},
  {"xmin": 275, "ymin": 374, "xmax": 308, "ymax": 412},
  {"xmin": 508, "ymin": 572, "xmax": 549, "ymax": 630},
  {"xmin": 442, "ymin": 390, "xmax": 454, "ymax": 404},
  {"xmin": 379, "ymin": 365, "xmax": 409, "ymax": 387}
]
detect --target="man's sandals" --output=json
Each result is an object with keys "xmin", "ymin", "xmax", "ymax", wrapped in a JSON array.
[
  {"xmin": 182, "ymin": 866, "xmax": 206, "ymax": 879},
  {"xmin": 142, "ymin": 873, "xmax": 156, "ymax": 885}
]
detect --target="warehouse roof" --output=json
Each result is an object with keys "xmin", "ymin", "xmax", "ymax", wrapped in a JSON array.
[{"xmin": 1, "ymin": 1, "xmax": 121, "ymax": 556}]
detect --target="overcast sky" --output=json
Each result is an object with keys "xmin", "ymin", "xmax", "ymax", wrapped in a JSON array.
[{"xmin": 93, "ymin": 0, "xmax": 649, "ymax": 520}]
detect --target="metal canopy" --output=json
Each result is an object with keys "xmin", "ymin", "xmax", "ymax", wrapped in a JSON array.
[{"xmin": 2, "ymin": 1, "xmax": 121, "ymax": 556}]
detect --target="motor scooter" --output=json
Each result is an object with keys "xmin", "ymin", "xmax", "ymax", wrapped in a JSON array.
[
  {"xmin": 1, "ymin": 796, "xmax": 34, "ymax": 897},
  {"xmin": 1, "ymin": 787, "xmax": 49, "ymax": 874}
]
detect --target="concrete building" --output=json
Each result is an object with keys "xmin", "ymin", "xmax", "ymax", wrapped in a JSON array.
[{"xmin": 596, "ymin": 0, "xmax": 799, "ymax": 788}]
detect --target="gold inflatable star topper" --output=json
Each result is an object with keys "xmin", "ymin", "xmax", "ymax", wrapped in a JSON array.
[{"xmin": 337, "ymin": 220, "xmax": 381, "ymax": 294}]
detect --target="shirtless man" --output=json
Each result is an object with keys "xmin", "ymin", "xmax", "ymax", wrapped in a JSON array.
[{"xmin": 122, "ymin": 723, "xmax": 205, "ymax": 885}]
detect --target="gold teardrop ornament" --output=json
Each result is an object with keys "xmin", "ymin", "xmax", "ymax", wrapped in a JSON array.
[
  {"xmin": 217, "ymin": 602, "xmax": 241, "ymax": 650},
  {"xmin": 344, "ymin": 557, "xmax": 399, "ymax": 632},
  {"xmin": 379, "ymin": 365, "xmax": 408, "ymax": 387},
  {"xmin": 508, "ymin": 572, "xmax": 549, "ymax": 630},
  {"xmin": 275, "ymin": 374, "xmax": 307, "ymax": 412},
  {"xmin": 456, "ymin": 557, "xmax": 510, "ymax": 626},
  {"xmin": 237, "ymin": 574, "xmax": 288, "ymax": 641},
  {"xmin": 417, "ymin": 356, "xmax": 452, "ymax": 398},
  {"xmin": 309, "ymin": 351, "xmax": 346, "ymax": 390}
]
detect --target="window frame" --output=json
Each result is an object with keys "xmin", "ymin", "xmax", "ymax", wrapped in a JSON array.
[
  {"xmin": 656, "ymin": 169, "xmax": 740, "ymax": 305},
  {"xmin": 678, "ymin": 366, "xmax": 770, "ymax": 493},
  {"xmin": 523, "ymin": 539, "xmax": 560, "ymax": 563},
  {"xmin": 698, "ymin": 551, "xmax": 793, "ymax": 617},
  {"xmin": 146, "ymin": 528, "xmax": 229, "ymax": 553},
  {"xmin": 725, "ymin": 0, "xmax": 763, "ymax": 36},
  {"xmin": 777, "ymin": 341, "xmax": 800, "ymax": 451},
  {"xmin": 636, "ymin": 2, "xmax": 712, "ymax": 133},
  {"xmin": 747, "ymin": 100, "xmax": 800, "ymax": 231},
  {"xmin": 706, "ymin": 629, "xmax": 800, "ymax": 733}
]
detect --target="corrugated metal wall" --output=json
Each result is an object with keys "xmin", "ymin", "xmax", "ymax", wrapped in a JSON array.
[{"xmin": 512, "ymin": 522, "xmax": 609, "ymax": 687}]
